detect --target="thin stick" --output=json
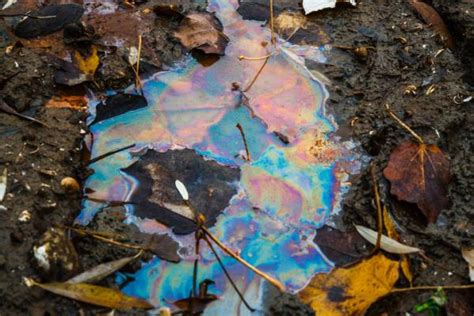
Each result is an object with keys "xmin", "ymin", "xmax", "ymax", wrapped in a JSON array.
[
  {"xmin": 391, "ymin": 284, "xmax": 474, "ymax": 294},
  {"xmin": 203, "ymin": 235, "xmax": 255, "ymax": 312},
  {"xmin": 385, "ymin": 104, "xmax": 424, "ymax": 144},
  {"xmin": 192, "ymin": 231, "xmax": 201, "ymax": 298},
  {"xmin": 0, "ymin": 12, "xmax": 56, "ymax": 19},
  {"xmin": 370, "ymin": 165, "xmax": 383, "ymax": 250},
  {"xmin": 269, "ymin": 0, "xmax": 275, "ymax": 45},
  {"xmin": 87, "ymin": 144, "xmax": 135, "ymax": 165},
  {"xmin": 201, "ymin": 226, "xmax": 285, "ymax": 292},
  {"xmin": 243, "ymin": 56, "xmax": 270, "ymax": 93},
  {"xmin": 135, "ymin": 35, "xmax": 143, "ymax": 94},
  {"xmin": 236, "ymin": 123, "xmax": 251, "ymax": 161},
  {"xmin": 239, "ymin": 53, "xmax": 273, "ymax": 61},
  {"xmin": 67, "ymin": 226, "xmax": 143, "ymax": 250}
]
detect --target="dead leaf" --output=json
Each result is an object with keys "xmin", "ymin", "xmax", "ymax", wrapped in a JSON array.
[
  {"xmin": 461, "ymin": 248, "xmax": 474, "ymax": 282},
  {"xmin": 66, "ymin": 252, "xmax": 141, "ymax": 284},
  {"xmin": 24, "ymin": 277, "xmax": 153, "ymax": 310},
  {"xmin": 383, "ymin": 207, "xmax": 413, "ymax": 285},
  {"xmin": 355, "ymin": 224, "xmax": 420, "ymax": 254},
  {"xmin": 0, "ymin": 98, "xmax": 49, "ymax": 127},
  {"xmin": 299, "ymin": 253, "xmax": 399, "ymax": 316},
  {"xmin": 409, "ymin": 0, "xmax": 454, "ymax": 49},
  {"xmin": 173, "ymin": 279, "xmax": 218, "ymax": 314},
  {"xmin": 383, "ymin": 141, "xmax": 451, "ymax": 223},
  {"xmin": 173, "ymin": 12, "xmax": 229, "ymax": 55},
  {"xmin": 274, "ymin": 11, "xmax": 307, "ymax": 36},
  {"xmin": 73, "ymin": 46, "xmax": 100, "ymax": 76}
]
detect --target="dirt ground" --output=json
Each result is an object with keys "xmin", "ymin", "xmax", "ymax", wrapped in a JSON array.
[{"xmin": 0, "ymin": 0, "xmax": 472, "ymax": 315}]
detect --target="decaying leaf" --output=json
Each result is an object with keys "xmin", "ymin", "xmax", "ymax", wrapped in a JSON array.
[
  {"xmin": 0, "ymin": 168, "xmax": 6, "ymax": 202},
  {"xmin": 0, "ymin": 98, "xmax": 49, "ymax": 127},
  {"xmin": 355, "ymin": 225, "xmax": 420, "ymax": 254},
  {"xmin": 383, "ymin": 207, "xmax": 413, "ymax": 285},
  {"xmin": 302, "ymin": 0, "xmax": 356, "ymax": 15},
  {"xmin": 299, "ymin": 253, "xmax": 399, "ymax": 316},
  {"xmin": 73, "ymin": 46, "xmax": 100, "ymax": 76},
  {"xmin": 24, "ymin": 277, "xmax": 153, "ymax": 310},
  {"xmin": 173, "ymin": 279, "xmax": 219, "ymax": 314},
  {"xmin": 274, "ymin": 11, "xmax": 307, "ymax": 36},
  {"xmin": 383, "ymin": 141, "xmax": 451, "ymax": 223},
  {"xmin": 66, "ymin": 252, "xmax": 141, "ymax": 284},
  {"xmin": 173, "ymin": 12, "xmax": 229, "ymax": 55},
  {"xmin": 461, "ymin": 248, "xmax": 474, "ymax": 282},
  {"xmin": 409, "ymin": 0, "xmax": 454, "ymax": 49}
]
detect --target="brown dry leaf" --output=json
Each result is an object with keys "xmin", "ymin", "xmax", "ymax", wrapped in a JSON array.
[
  {"xmin": 73, "ymin": 45, "xmax": 100, "ymax": 76},
  {"xmin": 173, "ymin": 12, "xmax": 229, "ymax": 55},
  {"xmin": 299, "ymin": 253, "xmax": 399, "ymax": 316},
  {"xmin": 461, "ymin": 248, "xmax": 474, "ymax": 281},
  {"xmin": 274, "ymin": 11, "xmax": 307, "ymax": 36},
  {"xmin": 24, "ymin": 277, "xmax": 153, "ymax": 310},
  {"xmin": 409, "ymin": 0, "xmax": 454, "ymax": 48},
  {"xmin": 383, "ymin": 141, "xmax": 451, "ymax": 223},
  {"xmin": 383, "ymin": 207, "xmax": 413, "ymax": 285}
]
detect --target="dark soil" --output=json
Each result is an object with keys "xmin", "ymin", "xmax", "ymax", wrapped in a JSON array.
[{"xmin": 0, "ymin": 0, "xmax": 472, "ymax": 315}]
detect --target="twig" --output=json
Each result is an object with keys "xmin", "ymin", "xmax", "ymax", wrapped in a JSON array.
[
  {"xmin": 243, "ymin": 56, "xmax": 270, "ymax": 92},
  {"xmin": 269, "ymin": 0, "xmax": 275, "ymax": 45},
  {"xmin": 135, "ymin": 35, "xmax": 143, "ymax": 94},
  {"xmin": 65, "ymin": 226, "xmax": 143, "ymax": 250},
  {"xmin": 201, "ymin": 226, "xmax": 285, "ymax": 292},
  {"xmin": 370, "ymin": 165, "xmax": 383, "ymax": 250},
  {"xmin": 0, "ymin": 12, "xmax": 56, "ymax": 19},
  {"xmin": 87, "ymin": 143, "xmax": 135, "ymax": 165},
  {"xmin": 385, "ymin": 104, "xmax": 424, "ymax": 144},
  {"xmin": 202, "ymin": 235, "xmax": 255, "ymax": 312},
  {"xmin": 236, "ymin": 123, "xmax": 251, "ymax": 161},
  {"xmin": 391, "ymin": 284, "xmax": 474, "ymax": 294},
  {"xmin": 239, "ymin": 53, "xmax": 273, "ymax": 61}
]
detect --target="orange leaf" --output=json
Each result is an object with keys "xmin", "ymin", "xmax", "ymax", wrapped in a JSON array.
[
  {"xmin": 383, "ymin": 207, "xmax": 413, "ymax": 286},
  {"xmin": 409, "ymin": 0, "xmax": 454, "ymax": 49},
  {"xmin": 299, "ymin": 254, "xmax": 399, "ymax": 316},
  {"xmin": 383, "ymin": 141, "xmax": 451, "ymax": 223}
]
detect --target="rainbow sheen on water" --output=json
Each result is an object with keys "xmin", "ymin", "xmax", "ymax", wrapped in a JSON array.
[{"xmin": 78, "ymin": 0, "xmax": 360, "ymax": 313}]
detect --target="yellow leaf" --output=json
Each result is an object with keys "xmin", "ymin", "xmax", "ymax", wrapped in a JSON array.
[
  {"xmin": 24, "ymin": 278, "xmax": 152, "ymax": 310},
  {"xmin": 73, "ymin": 46, "xmax": 99, "ymax": 76},
  {"xmin": 299, "ymin": 254, "xmax": 399, "ymax": 316},
  {"xmin": 383, "ymin": 207, "xmax": 413, "ymax": 286}
]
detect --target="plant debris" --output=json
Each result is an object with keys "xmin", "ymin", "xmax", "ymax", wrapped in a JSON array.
[
  {"xmin": 0, "ymin": 168, "xmax": 6, "ymax": 202},
  {"xmin": 355, "ymin": 224, "xmax": 421, "ymax": 254},
  {"xmin": 461, "ymin": 248, "xmax": 474, "ymax": 282},
  {"xmin": 14, "ymin": 4, "xmax": 84, "ymax": 39},
  {"xmin": 24, "ymin": 277, "xmax": 153, "ymax": 310},
  {"xmin": 173, "ymin": 11, "xmax": 229, "ymax": 55},
  {"xmin": 54, "ymin": 46, "xmax": 100, "ymax": 86},
  {"xmin": 0, "ymin": 98, "xmax": 49, "ymax": 127},
  {"xmin": 91, "ymin": 93, "xmax": 148, "ymax": 125},
  {"xmin": 302, "ymin": 0, "xmax": 356, "ymax": 15},
  {"xmin": 299, "ymin": 253, "xmax": 400, "ymax": 315},
  {"xmin": 383, "ymin": 141, "xmax": 451, "ymax": 223}
]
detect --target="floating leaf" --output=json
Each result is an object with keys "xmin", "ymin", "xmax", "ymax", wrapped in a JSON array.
[
  {"xmin": 409, "ymin": 0, "xmax": 454, "ymax": 49},
  {"xmin": 24, "ymin": 278, "xmax": 153, "ymax": 310},
  {"xmin": 299, "ymin": 253, "xmax": 399, "ymax": 316},
  {"xmin": 66, "ymin": 252, "xmax": 141, "ymax": 284},
  {"xmin": 355, "ymin": 224, "xmax": 420, "ymax": 254},
  {"xmin": 173, "ymin": 11, "xmax": 229, "ymax": 55},
  {"xmin": 383, "ymin": 141, "xmax": 451, "ymax": 223},
  {"xmin": 461, "ymin": 248, "xmax": 474, "ymax": 282},
  {"xmin": 383, "ymin": 207, "xmax": 413, "ymax": 285}
]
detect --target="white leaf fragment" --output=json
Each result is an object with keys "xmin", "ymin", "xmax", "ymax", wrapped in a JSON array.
[
  {"xmin": 302, "ymin": 0, "xmax": 357, "ymax": 15},
  {"xmin": 175, "ymin": 179, "xmax": 189, "ymax": 201},
  {"xmin": 461, "ymin": 248, "xmax": 474, "ymax": 282},
  {"xmin": 0, "ymin": 168, "xmax": 6, "ymax": 202},
  {"xmin": 128, "ymin": 46, "xmax": 139, "ymax": 66},
  {"xmin": 2, "ymin": 0, "xmax": 17, "ymax": 10},
  {"xmin": 355, "ymin": 224, "xmax": 421, "ymax": 254}
]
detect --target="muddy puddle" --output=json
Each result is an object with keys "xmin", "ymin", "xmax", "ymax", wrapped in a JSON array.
[{"xmin": 79, "ymin": 0, "xmax": 360, "ymax": 313}]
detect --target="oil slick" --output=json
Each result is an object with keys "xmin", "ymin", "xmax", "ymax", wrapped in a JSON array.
[{"xmin": 78, "ymin": 0, "xmax": 360, "ymax": 314}]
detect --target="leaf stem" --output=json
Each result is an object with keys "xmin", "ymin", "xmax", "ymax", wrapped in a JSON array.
[
  {"xmin": 391, "ymin": 284, "xmax": 474, "ymax": 293},
  {"xmin": 243, "ymin": 56, "xmax": 270, "ymax": 92},
  {"xmin": 370, "ymin": 165, "xmax": 383, "ymax": 250},
  {"xmin": 236, "ymin": 123, "xmax": 251, "ymax": 161},
  {"xmin": 385, "ymin": 104, "xmax": 424, "ymax": 144}
]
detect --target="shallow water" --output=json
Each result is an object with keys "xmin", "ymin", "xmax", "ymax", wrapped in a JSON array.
[{"xmin": 78, "ymin": 0, "xmax": 360, "ymax": 313}]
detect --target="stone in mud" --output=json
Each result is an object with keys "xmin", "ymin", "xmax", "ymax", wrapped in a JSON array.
[
  {"xmin": 14, "ymin": 4, "xmax": 84, "ymax": 39},
  {"xmin": 32, "ymin": 227, "xmax": 81, "ymax": 281},
  {"xmin": 122, "ymin": 149, "xmax": 240, "ymax": 235},
  {"xmin": 91, "ymin": 93, "xmax": 148, "ymax": 125}
]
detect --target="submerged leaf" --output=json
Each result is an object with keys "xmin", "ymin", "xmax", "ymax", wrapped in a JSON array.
[
  {"xmin": 355, "ymin": 225, "xmax": 420, "ymax": 254},
  {"xmin": 299, "ymin": 253, "xmax": 399, "ymax": 315},
  {"xmin": 24, "ymin": 278, "xmax": 153, "ymax": 310},
  {"xmin": 409, "ymin": 0, "xmax": 454, "ymax": 48},
  {"xmin": 66, "ymin": 252, "xmax": 141, "ymax": 284},
  {"xmin": 383, "ymin": 141, "xmax": 451, "ymax": 223},
  {"xmin": 173, "ymin": 12, "xmax": 229, "ymax": 55}
]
